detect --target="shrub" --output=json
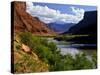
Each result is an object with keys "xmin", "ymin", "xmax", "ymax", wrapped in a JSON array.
[
  {"xmin": 36, "ymin": 44, "xmax": 52, "ymax": 63},
  {"xmin": 20, "ymin": 32, "xmax": 33, "ymax": 45},
  {"xmin": 39, "ymin": 38, "xmax": 48, "ymax": 46},
  {"xmin": 73, "ymin": 53, "xmax": 93, "ymax": 69},
  {"xmin": 62, "ymin": 54, "xmax": 74, "ymax": 70},
  {"xmin": 19, "ymin": 32, "xmax": 96, "ymax": 71},
  {"xmin": 47, "ymin": 42, "xmax": 57, "ymax": 52},
  {"xmin": 92, "ymin": 52, "xmax": 97, "ymax": 68},
  {"xmin": 49, "ymin": 53, "xmax": 94, "ymax": 71},
  {"xmin": 20, "ymin": 32, "xmax": 41, "ymax": 50}
]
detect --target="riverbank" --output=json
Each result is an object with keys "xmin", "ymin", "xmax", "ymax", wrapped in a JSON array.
[{"xmin": 12, "ymin": 32, "xmax": 97, "ymax": 73}]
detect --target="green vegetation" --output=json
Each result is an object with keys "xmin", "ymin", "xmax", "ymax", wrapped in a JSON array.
[
  {"xmin": 14, "ymin": 32, "xmax": 97, "ymax": 73},
  {"xmin": 92, "ymin": 52, "xmax": 97, "ymax": 68},
  {"xmin": 19, "ymin": 32, "xmax": 54, "ymax": 63},
  {"xmin": 55, "ymin": 34, "xmax": 89, "ymax": 41},
  {"xmin": 49, "ymin": 53, "xmax": 96, "ymax": 71},
  {"xmin": 73, "ymin": 53, "xmax": 93, "ymax": 69}
]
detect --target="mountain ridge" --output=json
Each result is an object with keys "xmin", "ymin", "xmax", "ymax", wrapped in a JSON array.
[
  {"xmin": 64, "ymin": 11, "xmax": 97, "ymax": 34},
  {"xmin": 48, "ymin": 23, "xmax": 74, "ymax": 34}
]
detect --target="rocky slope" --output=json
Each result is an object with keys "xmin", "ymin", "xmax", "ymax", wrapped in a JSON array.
[
  {"xmin": 11, "ymin": 1, "xmax": 55, "ymax": 36},
  {"xmin": 11, "ymin": 33, "xmax": 49, "ymax": 73}
]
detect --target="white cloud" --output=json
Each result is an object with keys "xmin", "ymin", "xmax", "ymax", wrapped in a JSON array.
[{"xmin": 26, "ymin": 2, "xmax": 85, "ymax": 24}]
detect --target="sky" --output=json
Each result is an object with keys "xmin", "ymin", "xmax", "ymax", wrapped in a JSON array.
[{"xmin": 26, "ymin": 2, "xmax": 97, "ymax": 24}]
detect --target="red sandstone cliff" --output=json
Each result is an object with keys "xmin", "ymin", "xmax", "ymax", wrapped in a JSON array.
[{"xmin": 11, "ymin": 1, "xmax": 55, "ymax": 36}]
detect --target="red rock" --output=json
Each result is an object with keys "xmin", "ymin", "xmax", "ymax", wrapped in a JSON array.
[{"xmin": 11, "ymin": 1, "xmax": 56, "ymax": 36}]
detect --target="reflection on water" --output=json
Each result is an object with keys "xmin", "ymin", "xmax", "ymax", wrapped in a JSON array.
[
  {"xmin": 58, "ymin": 47, "xmax": 80, "ymax": 56},
  {"xmin": 47, "ymin": 38, "xmax": 97, "ymax": 56}
]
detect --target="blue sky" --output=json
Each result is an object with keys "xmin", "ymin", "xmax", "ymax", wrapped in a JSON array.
[
  {"xmin": 33, "ymin": 2, "xmax": 97, "ymax": 14},
  {"xmin": 26, "ymin": 2, "xmax": 97, "ymax": 24}
]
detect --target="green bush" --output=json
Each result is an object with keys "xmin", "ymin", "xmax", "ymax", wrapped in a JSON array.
[
  {"xmin": 49, "ymin": 53, "xmax": 95, "ymax": 71},
  {"xmin": 20, "ymin": 32, "xmax": 41, "ymax": 50},
  {"xmin": 20, "ymin": 32, "xmax": 33, "ymax": 45},
  {"xmin": 73, "ymin": 53, "xmax": 93, "ymax": 69},
  {"xmin": 62, "ymin": 54, "xmax": 74, "ymax": 70},
  {"xmin": 47, "ymin": 42, "xmax": 57, "ymax": 52},
  {"xmin": 92, "ymin": 52, "xmax": 97, "ymax": 68},
  {"xmin": 19, "ymin": 32, "xmax": 59, "ymax": 62},
  {"xmin": 19, "ymin": 32, "xmax": 96, "ymax": 71},
  {"xmin": 36, "ymin": 44, "xmax": 52, "ymax": 62}
]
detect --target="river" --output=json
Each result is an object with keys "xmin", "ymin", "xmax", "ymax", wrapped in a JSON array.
[{"xmin": 47, "ymin": 38, "xmax": 97, "ymax": 58}]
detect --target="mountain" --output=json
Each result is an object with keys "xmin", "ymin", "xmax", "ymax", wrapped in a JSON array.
[
  {"xmin": 11, "ymin": 1, "xmax": 55, "ymax": 36},
  {"xmin": 48, "ymin": 23, "xmax": 74, "ymax": 34},
  {"xmin": 63, "ymin": 11, "xmax": 97, "ymax": 44},
  {"xmin": 64, "ymin": 11, "xmax": 97, "ymax": 34}
]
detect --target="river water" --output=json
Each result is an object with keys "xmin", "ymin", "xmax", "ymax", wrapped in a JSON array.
[{"xmin": 47, "ymin": 38, "xmax": 97, "ymax": 57}]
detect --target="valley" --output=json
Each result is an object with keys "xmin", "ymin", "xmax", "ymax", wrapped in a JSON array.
[{"xmin": 11, "ymin": 1, "xmax": 97, "ymax": 73}]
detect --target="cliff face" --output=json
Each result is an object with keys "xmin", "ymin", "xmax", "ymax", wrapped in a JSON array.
[
  {"xmin": 11, "ymin": 1, "xmax": 55, "ymax": 36},
  {"xmin": 66, "ymin": 11, "xmax": 97, "ymax": 34},
  {"xmin": 63, "ymin": 11, "xmax": 97, "ymax": 44}
]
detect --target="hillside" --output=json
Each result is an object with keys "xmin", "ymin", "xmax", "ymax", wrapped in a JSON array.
[
  {"xmin": 65, "ymin": 11, "xmax": 97, "ymax": 34},
  {"xmin": 11, "ymin": 33, "xmax": 49, "ymax": 73},
  {"xmin": 48, "ymin": 23, "xmax": 74, "ymax": 34},
  {"xmin": 11, "ymin": 1, "xmax": 55, "ymax": 36},
  {"xmin": 62, "ymin": 11, "xmax": 97, "ymax": 44},
  {"xmin": 11, "ymin": 2, "xmax": 97, "ymax": 73}
]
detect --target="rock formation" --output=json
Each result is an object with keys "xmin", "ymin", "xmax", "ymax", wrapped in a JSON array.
[{"xmin": 11, "ymin": 1, "xmax": 55, "ymax": 36}]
